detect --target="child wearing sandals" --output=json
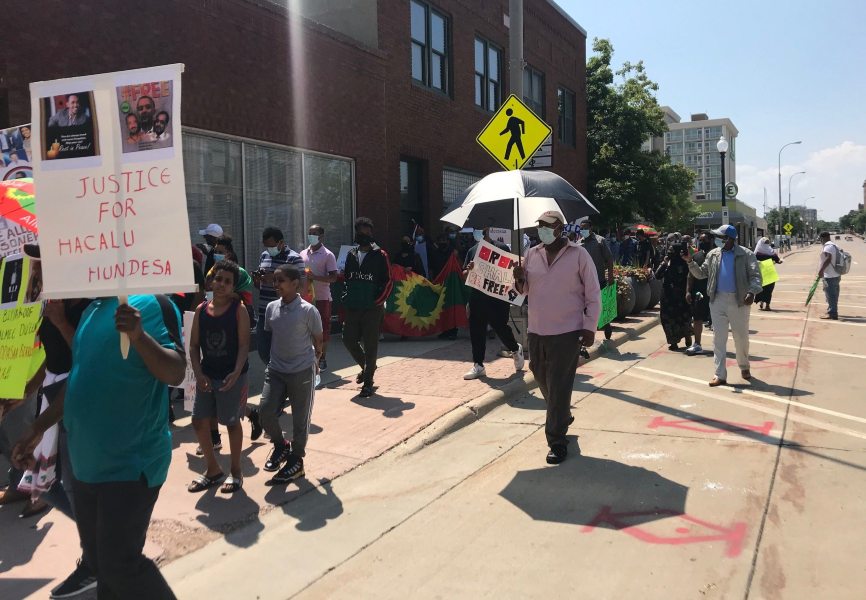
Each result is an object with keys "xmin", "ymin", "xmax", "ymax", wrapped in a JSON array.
[{"xmin": 188, "ymin": 260, "xmax": 251, "ymax": 494}]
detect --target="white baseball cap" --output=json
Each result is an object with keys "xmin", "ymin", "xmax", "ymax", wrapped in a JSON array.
[
  {"xmin": 536, "ymin": 209, "xmax": 566, "ymax": 226},
  {"xmin": 198, "ymin": 223, "xmax": 223, "ymax": 237}
]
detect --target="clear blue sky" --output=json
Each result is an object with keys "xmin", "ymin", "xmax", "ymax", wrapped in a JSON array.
[{"xmin": 560, "ymin": 0, "xmax": 866, "ymax": 221}]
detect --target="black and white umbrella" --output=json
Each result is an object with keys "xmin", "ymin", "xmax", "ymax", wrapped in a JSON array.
[{"xmin": 441, "ymin": 170, "xmax": 599, "ymax": 231}]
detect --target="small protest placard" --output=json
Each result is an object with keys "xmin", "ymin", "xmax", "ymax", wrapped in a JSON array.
[
  {"xmin": 0, "ymin": 254, "xmax": 45, "ymax": 399},
  {"xmin": 597, "ymin": 282, "xmax": 617, "ymax": 328},
  {"xmin": 465, "ymin": 240, "xmax": 525, "ymax": 305},
  {"xmin": 336, "ymin": 245, "xmax": 354, "ymax": 271}
]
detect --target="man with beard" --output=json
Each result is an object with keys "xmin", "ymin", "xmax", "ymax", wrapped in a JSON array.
[
  {"xmin": 136, "ymin": 95, "xmax": 156, "ymax": 135},
  {"xmin": 153, "ymin": 111, "xmax": 171, "ymax": 143},
  {"xmin": 125, "ymin": 113, "xmax": 142, "ymax": 145},
  {"xmin": 513, "ymin": 210, "xmax": 601, "ymax": 464}
]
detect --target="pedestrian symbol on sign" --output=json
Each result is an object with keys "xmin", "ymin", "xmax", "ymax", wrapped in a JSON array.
[{"xmin": 477, "ymin": 95, "xmax": 552, "ymax": 171}]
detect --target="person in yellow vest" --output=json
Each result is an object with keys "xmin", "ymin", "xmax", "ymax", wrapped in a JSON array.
[{"xmin": 753, "ymin": 237, "xmax": 782, "ymax": 311}]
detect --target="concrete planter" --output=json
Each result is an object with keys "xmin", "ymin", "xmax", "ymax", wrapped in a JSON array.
[
  {"xmin": 616, "ymin": 277, "xmax": 636, "ymax": 318},
  {"xmin": 631, "ymin": 277, "xmax": 651, "ymax": 314},
  {"xmin": 647, "ymin": 278, "xmax": 662, "ymax": 309}
]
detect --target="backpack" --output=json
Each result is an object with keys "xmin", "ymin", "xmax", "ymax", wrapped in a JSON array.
[{"xmin": 833, "ymin": 245, "xmax": 852, "ymax": 275}]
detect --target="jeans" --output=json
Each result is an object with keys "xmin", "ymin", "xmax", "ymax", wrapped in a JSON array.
[
  {"xmin": 342, "ymin": 306, "xmax": 384, "ymax": 386},
  {"xmin": 528, "ymin": 330, "xmax": 582, "ymax": 448},
  {"xmin": 256, "ymin": 313, "xmax": 272, "ymax": 364},
  {"xmin": 709, "ymin": 292, "xmax": 751, "ymax": 380},
  {"xmin": 468, "ymin": 294, "xmax": 519, "ymax": 366},
  {"xmin": 72, "ymin": 475, "xmax": 176, "ymax": 600},
  {"xmin": 823, "ymin": 277, "xmax": 840, "ymax": 317}
]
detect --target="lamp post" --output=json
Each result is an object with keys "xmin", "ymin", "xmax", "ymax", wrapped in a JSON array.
[
  {"xmin": 786, "ymin": 170, "xmax": 806, "ymax": 228},
  {"xmin": 778, "ymin": 140, "xmax": 802, "ymax": 236},
  {"xmin": 717, "ymin": 135, "xmax": 729, "ymax": 225}
]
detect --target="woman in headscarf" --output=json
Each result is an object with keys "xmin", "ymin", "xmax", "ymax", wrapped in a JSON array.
[
  {"xmin": 655, "ymin": 238, "xmax": 693, "ymax": 351},
  {"xmin": 754, "ymin": 237, "xmax": 783, "ymax": 311}
]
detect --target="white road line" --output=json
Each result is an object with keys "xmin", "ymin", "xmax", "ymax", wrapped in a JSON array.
[
  {"xmin": 770, "ymin": 301, "xmax": 866, "ymax": 310},
  {"xmin": 751, "ymin": 313, "xmax": 866, "ymax": 327},
  {"xmin": 729, "ymin": 337, "xmax": 866, "ymax": 360},
  {"xmin": 633, "ymin": 365, "xmax": 866, "ymax": 425},
  {"xmin": 624, "ymin": 371, "xmax": 866, "ymax": 441}
]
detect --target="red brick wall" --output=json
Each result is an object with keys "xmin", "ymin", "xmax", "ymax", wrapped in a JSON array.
[{"xmin": 6, "ymin": 0, "xmax": 586, "ymax": 252}]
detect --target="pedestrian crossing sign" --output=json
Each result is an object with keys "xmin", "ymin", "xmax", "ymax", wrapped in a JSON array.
[{"xmin": 476, "ymin": 94, "xmax": 552, "ymax": 171}]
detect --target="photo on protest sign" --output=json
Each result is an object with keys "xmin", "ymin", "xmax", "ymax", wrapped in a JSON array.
[
  {"xmin": 39, "ymin": 92, "xmax": 100, "ymax": 166},
  {"xmin": 0, "ymin": 253, "xmax": 25, "ymax": 306},
  {"xmin": 1, "ymin": 124, "xmax": 34, "ymax": 180},
  {"xmin": 465, "ymin": 240, "xmax": 525, "ymax": 306},
  {"xmin": 31, "ymin": 64, "xmax": 195, "ymax": 299},
  {"xmin": 117, "ymin": 80, "xmax": 174, "ymax": 156}
]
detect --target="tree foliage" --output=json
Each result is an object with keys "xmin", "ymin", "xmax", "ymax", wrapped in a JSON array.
[
  {"xmin": 839, "ymin": 210, "xmax": 866, "ymax": 233},
  {"xmin": 586, "ymin": 39, "xmax": 695, "ymax": 230},
  {"xmin": 765, "ymin": 209, "xmax": 806, "ymax": 235}
]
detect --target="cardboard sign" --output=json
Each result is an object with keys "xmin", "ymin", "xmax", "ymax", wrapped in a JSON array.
[
  {"xmin": 597, "ymin": 282, "xmax": 617, "ymax": 328},
  {"xmin": 0, "ymin": 254, "xmax": 45, "ymax": 399},
  {"xmin": 488, "ymin": 227, "xmax": 511, "ymax": 250},
  {"xmin": 465, "ymin": 240, "xmax": 525, "ymax": 305},
  {"xmin": 173, "ymin": 310, "xmax": 197, "ymax": 410},
  {"xmin": 336, "ymin": 244, "xmax": 355, "ymax": 271},
  {"xmin": 758, "ymin": 259, "xmax": 779, "ymax": 286},
  {"xmin": 0, "ymin": 124, "xmax": 34, "ymax": 181},
  {"xmin": 30, "ymin": 64, "xmax": 195, "ymax": 299}
]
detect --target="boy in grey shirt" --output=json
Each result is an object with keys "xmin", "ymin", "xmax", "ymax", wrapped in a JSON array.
[{"xmin": 260, "ymin": 265, "xmax": 323, "ymax": 484}]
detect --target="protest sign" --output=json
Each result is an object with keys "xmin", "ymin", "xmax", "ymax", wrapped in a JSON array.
[
  {"xmin": 597, "ymin": 282, "xmax": 617, "ymax": 328},
  {"xmin": 30, "ymin": 64, "xmax": 195, "ymax": 299},
  {"xmin": 336, "ymin": 245, "xmax": 354, "ymax": 271},
  {"xmin": 465, "ymin": 240, "xmax": 525, "ymax": 305},
  {"xmin": 758, "ymin": 260, "xmax": 779, "ymax": 286},
  {"xmin": 0, "ymin": 124, "xmax": 34, "ymax": 181},
  {"xmin": 177, "ymin": 310, "xmax": 197, "ymax": 411},
  {"xmin": 0, "ymin": 254, "xmax": 44, "ymax": 399},
  {"xmin": 488, "ymin": 227, "xmax": 511, "ymax": 249}
]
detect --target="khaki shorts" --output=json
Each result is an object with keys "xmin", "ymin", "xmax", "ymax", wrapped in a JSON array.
[{"xmin": 192, "ymin": 372, "xmax": 248, "ymax": 426}]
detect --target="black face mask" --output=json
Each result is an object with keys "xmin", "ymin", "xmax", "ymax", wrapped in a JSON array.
[
  {"xmin": 401, "ymin": 242, "xmax": 412, "ymax": 251},
  {"xmin": 355, "ymin": 233, "xmax": 373, "ymax": 246}
]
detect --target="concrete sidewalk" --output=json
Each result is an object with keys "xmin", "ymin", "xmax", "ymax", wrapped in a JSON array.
[{"xmin": 0, "ymin": 308, "xmax": 659, "ymax": 599}]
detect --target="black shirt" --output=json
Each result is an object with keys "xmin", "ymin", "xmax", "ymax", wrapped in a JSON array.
[{"xmin": 39, "ymin": 299, "xmax": 92, "ymax": 374}]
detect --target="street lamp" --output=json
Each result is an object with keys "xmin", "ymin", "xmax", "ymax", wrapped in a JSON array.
[
  {"xmin": 778, "ymin": 140, "xmax": 802, "ymax": 235},
  {"xmin": 717, "ymin": 135, "xmax": 729, "ymax": 225},
  {"xmin": 787, "ymin": 170, "xmax": 806, "ymax": 209}
]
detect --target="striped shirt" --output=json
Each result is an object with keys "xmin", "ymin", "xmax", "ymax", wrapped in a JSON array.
[{"xmin": 257, "ymin": 247, "xmax": 304, "ymax": 317}]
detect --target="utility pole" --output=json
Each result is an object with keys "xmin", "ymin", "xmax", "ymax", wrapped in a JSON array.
[{"xmin": 508, "ymin": 0, "xmax": 527, "ymax": 350}]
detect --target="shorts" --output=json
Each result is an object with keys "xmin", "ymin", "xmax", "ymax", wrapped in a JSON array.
[
  {"xmin": 691, "ymin": 295, "xmax": 710, "ymax": 322},
  {"xmin": 315, "ymin": 300, "xmax": 332, "ymax": 343},
  {"xmin": 192, "ymin": 372, "xmax": 248, "ymax": 426}
]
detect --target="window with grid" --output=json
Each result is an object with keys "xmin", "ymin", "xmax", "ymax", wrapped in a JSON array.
[
  {"xmin": 557, "ymin": 87, "xmax": 575, "ymax": 147},
  {"xmin": 442, "ymin": 168, "xmax": 481, "ymax": 210},
  {"xmin": 523, "ymin": 66, "xmax": 545, "ymax": 117},
  {"xmin": 474, "ymin": 37, "xmax": 501, "ymax": 111},
  {"xmin": 411, "ymin": 0, "xmax": 449, "ymax": 93}
]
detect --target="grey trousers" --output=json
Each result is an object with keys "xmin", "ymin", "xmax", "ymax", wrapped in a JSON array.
[
  {"xmin": 259, "ymin": 366, "xmax": 315, "ymax": 457},
  {"xmin": 343, "ymin": 306, "xmax": 384, "ymax": 386},
  {"xmin": 528, "ymin": 330, "xmax": 582, "ymax": 448}
]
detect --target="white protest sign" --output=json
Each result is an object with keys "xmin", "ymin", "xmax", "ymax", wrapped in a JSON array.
[
  {"xmin": 336, "ymin": 244, "xmax": 355, "ymax": 271},
  {"xmin": 465, "ymin": 240, "xmax": 525, "ymax": 306},
  {"xmin": 488, "ymin": 227, "xmax": 511, "ymax": 250},
  {"xmin": 174, "ymin": 310, "xmax": 197, "ymax": 411},
  {"xmin": 30, "ymin": 64, "xmax": 195, "ymax": 299},
  {"xmin": 0, "ymin": 221, "xmax": 37, "ymax": 259}
]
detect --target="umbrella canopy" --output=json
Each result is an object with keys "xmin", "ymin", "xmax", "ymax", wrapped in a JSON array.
[
  {"xmin": 441, "ymin": 170, "xmax": 598, "ymax": 231},
  {"xmin": 0, "ymin": 178, "xmax": 36, "ymax": 233},
  {"xmin": 631, "ymin": 223, "xmax": 658, "ymax": 236}
]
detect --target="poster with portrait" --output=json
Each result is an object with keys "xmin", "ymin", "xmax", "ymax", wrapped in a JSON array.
[
  {"xmin": 0, "ymin": 124, "xmax": 34, "ymax": 180},
  {"xmin": 39, "ymin": 92, "xmax": 101, "ymax": 169},
  {"xmin": 117, "ymin": 80, "xmax": 175, "ymax": 158},
  {"xmin": 30, "ymin": 64, "xmax": 195, "ymax": 299}
]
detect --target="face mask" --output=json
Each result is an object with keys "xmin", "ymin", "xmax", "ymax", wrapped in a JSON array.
[
  {"xmin": 448, "ymin": 233, "xmax": 457, "ymax": 240},
  {"xmin": 538, "ymin": 226, "xmax": 557, "ymax": 245},
  {"xmin": 714, "ymin": 238, "xmax": 724, "ymax": 249},
  {"xmin": 307, "ymin": 235, "xmax": 320, "ymax": 246},
  {"xmin": 201, "ymin": 243, "xmax": 212, "ymax": 252},
  {"xmin": 355, "ymin": 233, "xmax": 373, "ymax": 246},
  {"xmin": 213, "ymin": 253, "xmax": 225, "ymax": 262},
  {"xmin": 473, "ymin": 231, "xmax": 484, "ymax": 242},
  {"xmin": 266, "ymin": 246, "xmax": 281, "ymax": 257},
  {"xmin": 579, "ymin": 229, "xmax": 590, "ymax": 239},
  {"xmin": 415, "ymin": 235, "xmax": 425, "ymax": 244}
]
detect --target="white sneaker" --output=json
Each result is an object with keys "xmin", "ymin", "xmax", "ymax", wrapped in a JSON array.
[
  {"xmin": 686, "ymin": 343, "xmax": 703, "ymax": 356},
  {"xmin": 463, "ymin": 363, "xmax": 486, "ymax": 380},
  {"xmin": 513, "ymin": 343, "xmax": 525, "ymax": 371}
]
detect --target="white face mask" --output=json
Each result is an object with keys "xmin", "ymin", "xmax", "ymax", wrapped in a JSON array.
[
  {"xmin": 473, "ymin": 230, "xmax": 484, "ymax": 242},
  {"xmin": 308, "ymin": 235, "xmax": 320, "ymax": 246},
  {"xmin": 538, "ymin": 226, "xmax": 557, "ymax": 245},
  {"xmin": 266, "ymin": 246, "xmax": 281, "ymax": 257},
  {"xmin": 714, "ymin": 238, "xmax": 725, "ymax": 248}
]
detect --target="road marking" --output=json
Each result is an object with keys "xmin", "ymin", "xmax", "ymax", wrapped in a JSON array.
[
  {"xmin": 770, "ymin": 301, "xmax": 866, "ymax": 310},
  {"xmin": 751, "ymin": 312, "xmax": 866, "ymax": 327},
  {"xmin": 632, "ymin": 365, "xmax": 866, "ymax": 425},
  {"xmin": 730, "ymin": 337, "xmax": 866, "ymax": 360},
  {"xmin": 624, "ymin": 370, "xmax": 866, "ymax": 441}
]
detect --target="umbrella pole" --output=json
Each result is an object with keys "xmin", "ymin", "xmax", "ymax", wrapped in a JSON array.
[{"xmin": 516, "ymin": 196, "xmax": 522, "ymax": 260}]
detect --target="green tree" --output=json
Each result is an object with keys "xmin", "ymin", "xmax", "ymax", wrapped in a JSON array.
[
  {"xmin": 766, "ymin": 208, "xmax": 806, "ymax": 235},
  {"xmin": 839, "ymin": 209, "xmax": 866, "ymax": 233},
  {"xmin": 586, "ymin": 38, "xmax": 695, "ymax": 230}
]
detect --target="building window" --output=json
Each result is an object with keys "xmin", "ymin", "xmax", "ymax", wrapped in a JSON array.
[
  {"xmin": 474, "ymin": 37, "xmax": 501, "ymax": 111},
  {"xmin": 411, "ymin": 0, "xmax": 449, "ymax": 93},
  {"xmin": 400, "ymin": 158, "xmax": 425, "ymax": 236},
  {"xmin": 523, "ymin": 66, "xmax": 544, "ymax": 117},
  {"xmin": 443, "ymin": 168, "xmax": 481, "ymax": 210},
  {"xmin": 557, "ymin": 87, "xmax": 575, "ymax": 147}
]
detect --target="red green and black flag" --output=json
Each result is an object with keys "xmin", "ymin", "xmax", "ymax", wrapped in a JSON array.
[
  {"xmin": 0, "ymin": 178, "xmax": 37, "ymax": 232},
  {"xmin": 383, "ymin": 253, "xmax": 469, "ymax": 336}
]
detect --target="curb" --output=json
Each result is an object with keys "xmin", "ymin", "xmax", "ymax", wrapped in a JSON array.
[{"xmin": 401, "ymin": 313, "xmax": 661, "ymax": 454}]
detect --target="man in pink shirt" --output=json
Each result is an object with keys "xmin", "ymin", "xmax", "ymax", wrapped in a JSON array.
[
  {"xmin": 300, "ymin": 224, "xmax": 338, "ymax": 370},
  {"xmin": 513, "ymin": 210, "xmax": 601, "ymax": 464}
]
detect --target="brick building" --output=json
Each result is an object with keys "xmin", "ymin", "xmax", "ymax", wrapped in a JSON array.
[{"xmin": 3, "ymin": 0, "xmax": 587, "ymax": 266}]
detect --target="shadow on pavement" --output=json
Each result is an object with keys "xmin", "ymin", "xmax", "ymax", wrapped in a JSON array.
[
  {"xmin": 351, "ymin": 394, "xmax": 415, "ymax": 418},
  {"xmin": 499, "ymin": 454, "xmax": 688, "ymax": 528},
  {"xmin": 0, "ymin": 517, "xmax": 52, "ymax": 574},
  {"xmin": 270, "ymin": 479, "xmax": 344, "ymax": 532},
  {"xmin": 0, "ymin": 578, "xmax": 54, "ymax": 599},
  {"xmin": 194, "ymin": 486, "xmax": 264, "ymax": 549}
]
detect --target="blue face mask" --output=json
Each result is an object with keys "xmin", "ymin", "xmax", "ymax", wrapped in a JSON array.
[
  {"xmin": 266, "ymin": 246, "xmax": 281, "ymax": 257},
  {"xmin": 448, "ymin": 232, "xmax": 457, "ymax": 240},
  {"xmin": 579, "ymin": 229, "xmax": 590, "ymax": 239},
  {"xmin": 473, "ymin": 230, "xmax": 484, "ymax": 242},
  {"xmin": 714, "ymin": 238, "xmax": 725, "ymax": 248},
  {"xmin": 538, "ymin": 226, "xmax": 557, "ymax": 245},
  {"xmin": 213, "ymin": 253, "xmax": 225, "ymax": 262},
  {"xmin": 307, "ymin": 235, "xmax": 320, "ymax": 246},
  {"xmin": 415, "ymin": 235, "xmax": 425, "ymax": 244}
]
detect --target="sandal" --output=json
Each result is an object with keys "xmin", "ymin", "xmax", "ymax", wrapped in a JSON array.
[
  {"xmin": 220, "ymin": 476, "xmax": 243, "ymax": 494},
  {"xmin": 187, "ymin": 472, "xmax": 224, "ymax": 493}
]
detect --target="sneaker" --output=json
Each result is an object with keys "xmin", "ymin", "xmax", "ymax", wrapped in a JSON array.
[
  {"xmin": 269, "ymin": 456, "xmax": 305, "ymax": 484},
  {"xmin": 50, "ymin": 559, "xmax": 97, "ymax": 598},
  {"xmin": 513, "ymin": 343, "xmax": 525, "ymax": 371},
  {"xmin": 463, "ymin": 363, "xmax": 486, "ymax": 380},
  {"xmin": 359, "ymin": 384, "xmax": 373, "ymax": 398},
  {"xmin": 546, "ymin": 445, "xmax": 568, "ymax": 464},
  {"xmin": 248, "ymin": 407, "xmax": 263, "ymax": 442},
  {"xmin": 685, "ymin": 343, "xmax": 703, "ymax": 356},
  {"xmin": 263, "ymin": 441, "xmax": 291, "ymax": 472},
  {"xmin": 319, "ymin": 357, "xmax": 328, "ymax": 370},
  {"xmin": 355, "ymin": 370, "xmax": 365, "ymax": 384}
]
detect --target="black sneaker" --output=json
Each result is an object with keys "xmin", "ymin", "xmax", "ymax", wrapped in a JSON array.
[
  {"xmin": 319, "ymin": 357, "xmax": 328, "ymax": 370},
  {"xmin": 50, "ymin": 558, "xmax": 97, "ymax": 598},
  {"xmin": 546, "ymin": 444, "xmax": 568, "ymax": 465},
  {"xmin": 359, "ymin": 384, "xmax": 373, "ymax": 398},
  {"xmin": 264, "ymin": 441, "xmax": 291, "ymax": 472},
  {"xmin": 268, "ymin": 456, "xmax": 305, "ymax": 484},
  {"xmin": 355, "ymin": 370, "xmax": 365, "ymax": 384},
  {"xmin": 248, "ymin": 408, "xmax": 263, "ymax": 442}
]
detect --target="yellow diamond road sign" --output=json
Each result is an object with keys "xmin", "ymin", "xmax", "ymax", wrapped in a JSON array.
[
  {"xmin": 784, "ymin": 222, "xmax": 793, "ymax": 234},
  {"xmin": 476, "ymin": 94, "xmax": 552, "ymax": 171}
]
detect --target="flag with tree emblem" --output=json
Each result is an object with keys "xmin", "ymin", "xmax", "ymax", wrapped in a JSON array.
[{"xmin": 383, "ymin": 253, "xmax": 468, "ymax": 336}]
